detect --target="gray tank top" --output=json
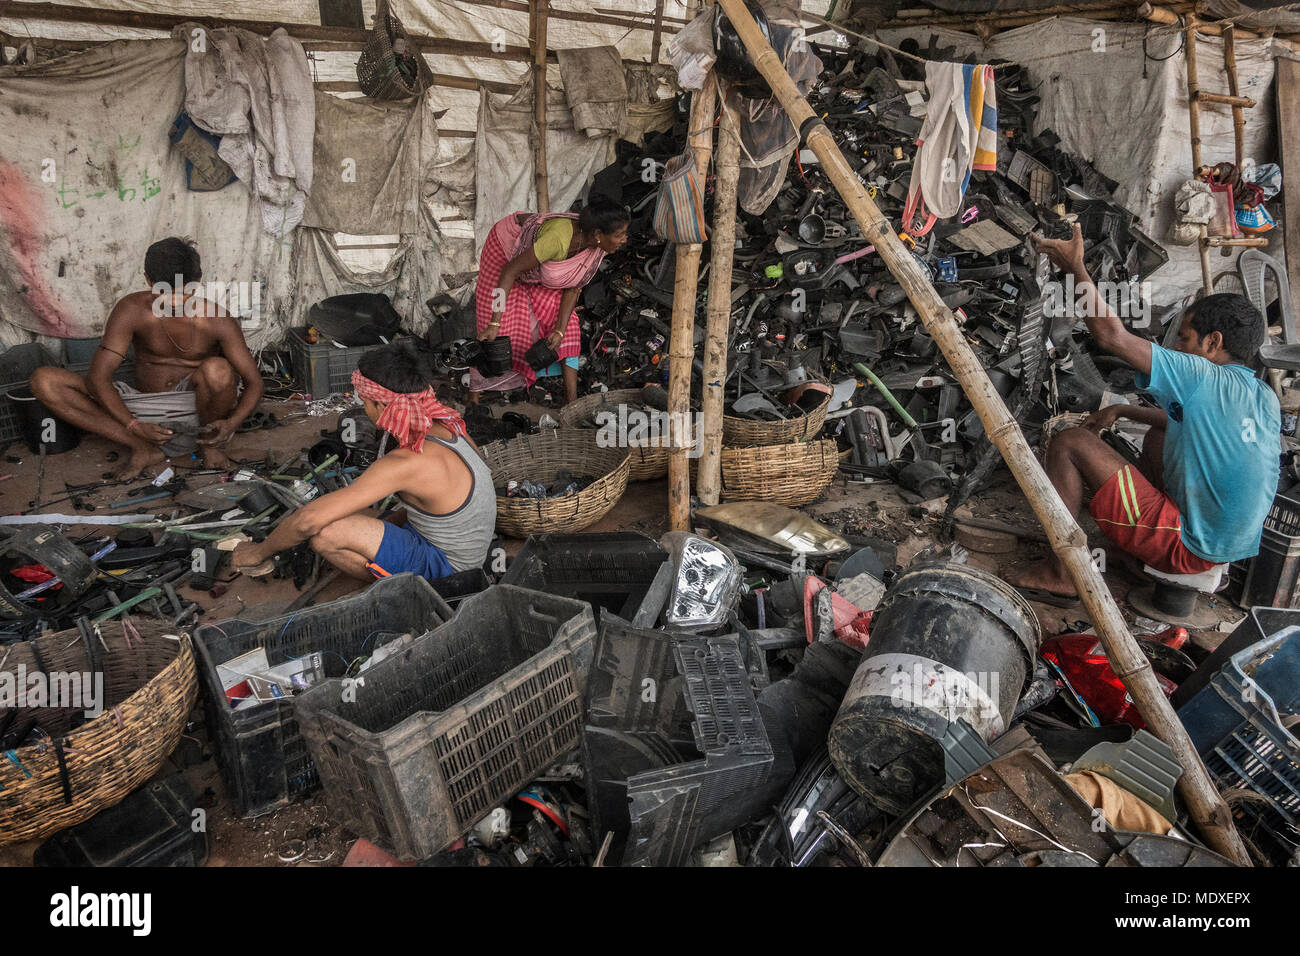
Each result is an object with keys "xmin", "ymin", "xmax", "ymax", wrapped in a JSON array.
[{"xmin": 397, "ymin": 433, "xmax": 497, "ymax": 572}]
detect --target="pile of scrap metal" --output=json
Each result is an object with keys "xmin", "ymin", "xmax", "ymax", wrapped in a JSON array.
[
  {"xmin": 370, "ymin": 510, "xmax": 1244, "ymax": 867},
  {"xmin": 0, "ymin": 410, "xmax": 386, "ymax": 647},
  {"xmin": 16, "ymin": 502, "xmax": 1275, "ymax": 867},
  {"xmin": 430, "ymin": 30, "xmax": 1170, "ymax": 523}
]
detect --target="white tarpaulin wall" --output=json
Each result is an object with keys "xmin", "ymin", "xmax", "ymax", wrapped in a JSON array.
[
  {"xmin": 0, "ymin": 38, "xmax": 297, "ymax": 349},
  {"xmin": 878, "ymin": 18, "xmax": 1295, "ymax": 305}
]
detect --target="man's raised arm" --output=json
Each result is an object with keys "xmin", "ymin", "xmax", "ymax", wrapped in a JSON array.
[{"xmin": 1033, "ymin": 223, "xmax": 1153, "ymax": 376}]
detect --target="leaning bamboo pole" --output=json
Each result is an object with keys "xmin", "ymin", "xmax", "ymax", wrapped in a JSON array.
[
  {"xmin": 532, "ymin": 0, "xmax": 550, "ymax": 212},
  {"xmin": 668, "ymin": 77, "xmax": 717, "ymax": 531},
  {"xmin": 713, "ymin": 0, "xmax": 1250, "ymax": 865},
  {"xmin": 697, "ymin": 101, "xmax": 742, "ymax": 506}
]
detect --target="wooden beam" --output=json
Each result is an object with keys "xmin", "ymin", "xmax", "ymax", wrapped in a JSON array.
[
  {"xmin": 3, "ymin": 2, "xmax": 534, "ymax": 61},
  {"xmin": 532, "ymin": 0, "xmax": 549, "ymax": 212},
  {"xmin": 650, "ymin": 0, "xmax": 667, "ymax": 65},
  {"xmin": 716, "ymin": 0, "xmax": 1253, "ymax": 868},
  {"xmin": 451, "ymin": 0, "xmax": 682, "ymax": 33},
  {"xmin": 1277, "ymin": 58, "xmax": 1300, "ymax": 325},
  {"xmin": 315, "ymin": 74, "xmax": 518, "ymax": 94},
  {"xmin": 1195, "ymin": 90, "xmax": 1256, "ymax": 109},
  {"xmin": 879, "ymin": 1, "xmax": 1195, "ymax": 30},
  {"xmin": 698, "ymin": 101, "xmax": 741, "ymax": 506}
]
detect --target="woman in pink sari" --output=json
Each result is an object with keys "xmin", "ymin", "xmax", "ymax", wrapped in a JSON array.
[{"xmin": 473, "ymin": 196, "xmax": 629, "ymax": 404}]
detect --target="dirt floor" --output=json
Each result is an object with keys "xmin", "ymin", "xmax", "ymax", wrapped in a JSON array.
[{"xmin": 0, "ymin": 396, "xmax": 1246, "ymax": 866}]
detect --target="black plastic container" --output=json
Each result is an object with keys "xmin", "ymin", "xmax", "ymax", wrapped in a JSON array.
[
  {"xmin": 193, "ymin": 574, "xmax": 453, "ymax": 818},
  {"xmin": 1240, "ymin": 492, "xmax": 1300, "ymax": 609},
  {"xmin": 501, "ymin": 532, "xmax": 668, "ymax": 622},
  {"xmin": 33, "ymin": 775, "xmax": 207, "ymax": 867},
  {"xmin": 306, "ymin": 292, "xmax": 402, "ymax": 346},
  {"xmin": 476, "ymin": 336, "xmax": 513, "ymax": 377},
  {"xmin": 827, "ymin": 563, "xmax": 1041, "ymax": 814},
  {"xmin": 296, "ymin": 586, "xmax": 597, "ymax": 859},
  {"xmin": 5, "ymin": 385, "xmax": 81, "ymax": 455},
  {"xmin": 582, "ymin": 622, "xmax": 775, "ymax": 866}
]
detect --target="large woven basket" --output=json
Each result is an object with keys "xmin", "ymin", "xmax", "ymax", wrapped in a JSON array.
[
  {"xmin": 0, "ymin": 619, "xmax": 197, "ymax": 845},
  {"xmin": 722, "ymin": 389, "xmax": 831, "ymax": 447},
  {"xmin": 481, "ymin": 430, "xmax": 631, "ymax": 537},
  {"xmin": 557, "ymin": 389, "xmax": 670, "ymax": 481},
  {"xmin": 714, "ymin": 439, "xmax": 840, "ymax": 507}
]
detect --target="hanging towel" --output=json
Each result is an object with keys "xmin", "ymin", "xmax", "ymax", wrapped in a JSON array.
[{"xmin": 905, "ymin": 62, "xmax": 998, "ymax": 226}]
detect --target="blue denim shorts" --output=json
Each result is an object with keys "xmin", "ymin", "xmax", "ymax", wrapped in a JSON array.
[{"xmin": 370, "ymin": 522, "xmax": 455, "ymax": 580}]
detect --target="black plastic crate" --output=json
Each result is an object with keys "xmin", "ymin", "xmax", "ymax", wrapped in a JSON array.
[
  {"xmin": 582, "ymin": 622, "xmax": 774, "ymax": 866},
  {"xmin": 500, "ymin": 532, "xmax": 669, "ymax": 622},
  {"xmin": 1239, "ymin": 491, "xmax": 1300, "ymax": 609},
  {"xmin": 33, "ymin": 775, "xmax": 207, "ymax": 867},
  {"xmin": 296, "ymin": 586, "xmax": 596, "ymax": 860},
  {"xmin": 193, "ymin": 574, "xmax": 453, "ymax": 817},
  {"xmin": 288, "ymin": 327, "xmax": 372, "ymax": 398}
]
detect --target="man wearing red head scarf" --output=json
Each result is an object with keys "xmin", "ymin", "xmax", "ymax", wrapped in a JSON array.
[{"xmin": 231, "ymin": 340, "xmax": 496, "ymax": 581}]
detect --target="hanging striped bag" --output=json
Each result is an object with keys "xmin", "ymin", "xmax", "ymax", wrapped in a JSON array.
[{"xmin": 653, "ymin": 151, "xmax": 708, "ymax": 244}]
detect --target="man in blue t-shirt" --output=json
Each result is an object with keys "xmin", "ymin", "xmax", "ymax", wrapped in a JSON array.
[{"xmin": 1007, "ymin": 224, "xmax": 1280, "ymax": 605}]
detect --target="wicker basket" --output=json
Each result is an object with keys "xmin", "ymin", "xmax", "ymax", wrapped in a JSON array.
[
  {"xmin": 714, "ymin": 439, "xmax": 840, "ymax": 507},
  {"xmin": 557, "ymin": 389, "xmax": 670, "ymax": 481},
  {"xmin": 481, "ymin": 430, "xmax": 631, "ymax": 537},
  {"xmin": 0, "ymin": 619, "xmax": 197, "ymax": 846},
  {"xmin": 356, "ymin": 9, "xmax": 435, "ymax": 100},
  {"xmin": 722, "ymin": 389, "xmax": 831, "ymax": 447}
]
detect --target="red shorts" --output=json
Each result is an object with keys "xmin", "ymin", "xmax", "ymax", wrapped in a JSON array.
[{"xmin": 1089, "ymin": 464, "xmax": 1217, "ymax": 575}]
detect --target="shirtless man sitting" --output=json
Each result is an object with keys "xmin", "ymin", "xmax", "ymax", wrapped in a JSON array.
[{"xmin": 29, "ymin": 237, "xmax": 264, "ymax": 478}]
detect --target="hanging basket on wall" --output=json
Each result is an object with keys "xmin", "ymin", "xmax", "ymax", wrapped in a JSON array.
[{"xmin": 356, "ymin": 4, "xmax": 436, "ymax": 101}]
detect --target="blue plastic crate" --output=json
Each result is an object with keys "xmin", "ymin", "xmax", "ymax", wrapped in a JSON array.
[{"xmin": 1180, "ymin": 626, "xmax": 1300, "ymax": 863}]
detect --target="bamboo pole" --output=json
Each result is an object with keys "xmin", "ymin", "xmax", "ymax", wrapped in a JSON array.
[
  {"xmin": 713, "ymin": 0, "xmax": 1251, "ymax": 866},
  {"xmin": 532, "ymin": 0, "xmax": 550, "ymax": 212},
  {"xmin": 1223, "ymin": 26, "xmax": 1248, "ymax": 168},
  {"xmin": 698, "ymin": 101, "xmax": 741, "ymax": 506},
  {"xmin": 880, "ymin": 1, "xmax": 1195, "ymax": 30},
  {"xmin": 668, "ymin": 77, "xmax": 717, "ymax": 532},
  {"xmin": 1139, "ymin": 4, "xmax": 1300, "ymax": 45},
  {"xmin": 1185, "ymin": 15, "xmax": 1215, "ymax": 294}
]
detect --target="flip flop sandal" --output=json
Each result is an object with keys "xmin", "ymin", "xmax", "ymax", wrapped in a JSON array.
[{"xmin": 1013, "ymin": 585, "xmax": 1081, "ymax": 609}]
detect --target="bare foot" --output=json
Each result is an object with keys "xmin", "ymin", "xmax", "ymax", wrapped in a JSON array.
[
  {"xmin": 115, "ymin": 444, "xmax": 166, "ymax": 481},
  {"xmin": 202, "ymin": 446, "xmax": 236, "ymax": 471},
  {"xmin": 1003, "ymin": 562, "xmax": 1078, "ymax": 598}
]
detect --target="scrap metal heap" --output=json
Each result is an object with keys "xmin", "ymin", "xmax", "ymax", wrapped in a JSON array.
[{"xmin": 560, "ymin": 36, "xmax": 1170, "ymax": 519}]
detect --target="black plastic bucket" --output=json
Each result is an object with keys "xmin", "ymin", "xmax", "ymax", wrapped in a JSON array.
[
  {"xmin": 5, "ymin": 386, "xmax": 82, "ymax": 455},
  {"xmin": 827, "ymin": 563, "xmax": 1041, "ymax": 814}
]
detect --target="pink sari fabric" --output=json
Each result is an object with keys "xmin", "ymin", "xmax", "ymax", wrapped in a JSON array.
[
  {"xmin": 494, "ymin": 211, "xmax": 606, "ymax": 288},
  {"xmin": 473, "ymin": 212, "xmax": 598, "ymax": 388}
]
